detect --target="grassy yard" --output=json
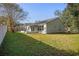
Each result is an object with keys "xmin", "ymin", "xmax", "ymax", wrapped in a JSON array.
[{"xmin": 0, "ymin": 32, "xmax": 79, "ymax": 56}]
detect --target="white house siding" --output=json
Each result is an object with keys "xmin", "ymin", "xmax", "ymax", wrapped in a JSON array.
[
  {"xmin": 26, "ymin": 26, "xmax": 31, "ymax": 33},
  {"xmin": 26, "ymin": 25, "xmax": 39, "ymax": 33},
  {"xmin": 46, "ymin": 20, "xmax": 65, "ymax": 33}
]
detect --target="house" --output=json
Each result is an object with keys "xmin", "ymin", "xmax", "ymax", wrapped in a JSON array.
[
  {"xmin": 14, "ymin": 23, "xmax": 26, "ymax": 32},
  {"xmin": 25, "ymin": 18, "xmax": 65, "ymax": 34}
]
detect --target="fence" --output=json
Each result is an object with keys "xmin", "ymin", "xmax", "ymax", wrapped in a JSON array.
[{"xmin": 0, "ymin": 25, "xmax": 7, "ymax": 45}]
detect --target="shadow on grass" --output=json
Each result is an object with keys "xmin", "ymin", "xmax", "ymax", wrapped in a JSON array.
[{"xmin": 0, "ymin": 32, "xmax": 79, "ymax": 56}]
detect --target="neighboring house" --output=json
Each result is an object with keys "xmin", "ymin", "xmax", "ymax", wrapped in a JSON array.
[
  {"xmin": 14, "ymin": 24, "xmax": 26, "ymax": 32},
  {"xmin": 25, "ymin": 18, "xmax": 65, "ymax": 34}
]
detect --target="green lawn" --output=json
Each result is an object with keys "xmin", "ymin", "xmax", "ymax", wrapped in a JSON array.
[{"xmin": 0, "ymin": 32, "xmax": 79, "ymax": 56}]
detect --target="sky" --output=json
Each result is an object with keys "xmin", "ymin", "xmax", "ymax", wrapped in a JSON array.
[{"xmin": 19, "ymin": 3, "xmax": 67, "ymax": 23}]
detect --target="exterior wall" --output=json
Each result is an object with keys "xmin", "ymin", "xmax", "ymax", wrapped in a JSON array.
[
  {"xmin": 26, "ymin": 25, "xmax": 39, "ymax": 33},
  {"xmin": 26, "ymin": 26, "xmax": 31, "ymax": 33},
  {"xmin": 46, "ymin": 20, "xmax": 65, "ymax": 33},
  {"xmin": 25, "ymin": 24, "xmax": 47, "ymax": 34}
]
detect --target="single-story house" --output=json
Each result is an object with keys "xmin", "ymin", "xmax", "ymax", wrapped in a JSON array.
[{"xmin": 25, "ymin": 18, "xmax": 65, "ymax": 34}]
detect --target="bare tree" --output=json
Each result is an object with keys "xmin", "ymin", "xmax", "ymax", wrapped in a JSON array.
[
  {"xmin": 0, "ymin": 16, "xmax": 7, "ymax": 25},
  {"xmin": 0, "ymin": 3, "xmax": 28, "ymax": 32}
]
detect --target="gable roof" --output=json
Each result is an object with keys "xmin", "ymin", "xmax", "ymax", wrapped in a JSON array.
[
  {"xmin": 35, "ymin": 17, "xmax": 59, "ymax": 24},
  {"xmin": 25, "ymin": 17, "xmax": 59, "ymax": 26}
]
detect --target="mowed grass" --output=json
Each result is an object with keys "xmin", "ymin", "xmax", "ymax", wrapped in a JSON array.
[
  {"xmin": 29, "ymin": 34, "xmax": 79, "ymax": 52},
  {"xmin": 0, "ymin": 32, "xmax": 79, "ymax": 56}
]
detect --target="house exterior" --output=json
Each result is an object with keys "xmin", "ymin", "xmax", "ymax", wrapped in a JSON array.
[{"xmin": 25, "ymin": 18, "xmax": 65, "ymax": 34}]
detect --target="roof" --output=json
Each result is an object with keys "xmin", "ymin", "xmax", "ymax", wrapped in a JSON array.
[
  {"xmin": 35, "ymin": 17, "xmax": 59, "ymax": 24},
  {"xmin": 25, "ymin": 17, "xmax": 59, "ymax": 26}
]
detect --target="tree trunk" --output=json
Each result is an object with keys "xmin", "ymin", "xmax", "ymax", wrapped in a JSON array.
[{"xmin": 7, "ymin": 16, "xmax": 14, "ymax": 32}]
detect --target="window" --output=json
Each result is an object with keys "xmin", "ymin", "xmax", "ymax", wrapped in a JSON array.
[
  {"xmin": 31, "ymin": 26, "xmax": 34, "ymax": 31},
  {"xmin": 38, "ymin": 25, "xmax": 44, "ymax": 31},
  {"xmin": 41, "ymin": 26, "xmax": 44, "ymax": 30}
]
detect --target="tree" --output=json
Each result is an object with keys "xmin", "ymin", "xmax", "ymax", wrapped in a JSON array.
[
  {"xmin": 55, "ymin": 9, "xmax": 74, "ymax": 33},
  {"xmin": 0, "ymin": 16, "xmax": 7, "ymax": 25},
  {"xmin": 67, "ymin": 3, "xmax": 79, "ymax": 32},
  {"xmin": 0, "ymin": 3, "xmax": 28, "ymax": 32},
  {"xmin": 55, "ymin": 3, "xmax": 79, "ymax": 33}
]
